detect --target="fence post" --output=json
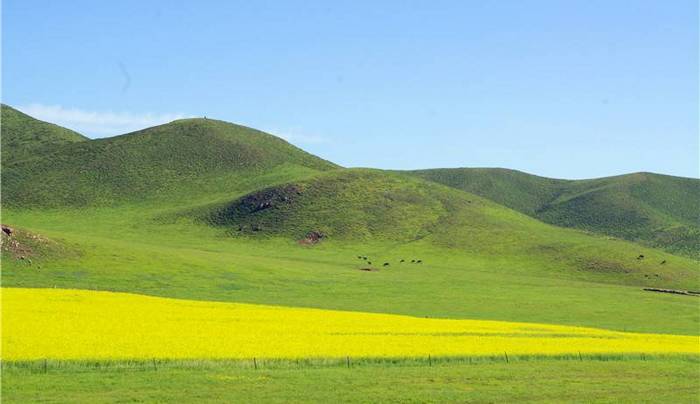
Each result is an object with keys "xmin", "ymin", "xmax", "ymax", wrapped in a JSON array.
[
  {"xmin": 152, "ymin": 358, "xmax": 157, "ymax": 371},
  {"xmin": 346, "ymin": 356, "xmax": 350, "ymax": 369},
  {"xmin": 44, "ymin": 359, "xmax": 48, "ymax": 374},
  {"xmin": 578, "ymin": 351, "xmax": 583, "ymax": 362},
  {"xmin": 504, "ymin": 352, "xmax": 509, "ymax": 364},
  {"xmin": 253, "ymin": 357, "xmax": 258, "ymax": 370},
  {"xmin": 428, "ymin": 355, "xmax": 432, "ymax": 367}
]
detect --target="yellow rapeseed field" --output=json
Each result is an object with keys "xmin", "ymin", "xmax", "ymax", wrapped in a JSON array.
[{"xmin": 2, "ymin": 288, "xmax": 698, "ymax": 361}]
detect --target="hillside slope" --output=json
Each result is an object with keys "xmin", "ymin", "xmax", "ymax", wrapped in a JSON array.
[
  {"xmin": 2, "ymin": 116, "xmax": 337, "ymax": 207},
  {"xmin": 1, "ymin": 104, "xmax": 87, "ymax": 164},
  {"xmin": 204, "ymin": 168, "xmax": 698, "ymax": 289},
  {"xmin": 408, "ymin": 168, "xmax": 700, "ymax": 258}
]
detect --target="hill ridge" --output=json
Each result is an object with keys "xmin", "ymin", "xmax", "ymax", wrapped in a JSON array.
[
  {"xmin": 407, "ymin": 167, "xmax": 700, "ymax": 258},
  {"xmin": 1, "ymin": 108, "xmax": 338, "ymax": 207}
]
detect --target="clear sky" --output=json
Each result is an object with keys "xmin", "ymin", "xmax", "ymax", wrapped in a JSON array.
[{"xmin": 3, "ymin": 0, "xmax": 698, "ymax": 179}]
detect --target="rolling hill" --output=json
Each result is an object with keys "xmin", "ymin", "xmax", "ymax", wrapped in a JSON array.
[
  {"xmin": 408, "ymin": 168, "xmax": 700, "ymax": 258},
  {"xmin": 1, "ymin": 104, "xmax": 87, "ymax": 164},
  {"xmin": 202, "ymin": 168, "xmax": 698, "ymax": 290},
  {"xmin": 2, "ymin": 116, "xmax": 337, "ymax": 207},
  {"xmin": 2, "ymin": 105, "xmax": 698, "ymax": 336},
  {"xmin": 207, "ymin": 168, "xmax": 465, "ymax": 241}
]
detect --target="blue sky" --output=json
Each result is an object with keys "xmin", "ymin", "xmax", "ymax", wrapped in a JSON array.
[{"xmin": 3, "ymin": 0, "xmax": 698, "ymax": 179}]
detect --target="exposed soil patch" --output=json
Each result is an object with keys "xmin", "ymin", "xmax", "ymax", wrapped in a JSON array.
[
  {"xmin": 1, "ymin": 225, "xmax": 48, "ymax": 260},
  {"xmin": 298, "ymin": 231, "xmax": 324, "ymax": 245},
  {"xmin": 0, "ymin": 224, "xmax": 72, "ymax": 264}
]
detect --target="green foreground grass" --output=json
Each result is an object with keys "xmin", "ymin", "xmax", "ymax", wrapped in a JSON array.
[{"xmin": 3, "ymin": 358, "xmax": 699, "ymax": 403}]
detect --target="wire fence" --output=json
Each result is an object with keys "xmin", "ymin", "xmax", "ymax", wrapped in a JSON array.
[{"xmin": 3, "ymin": 353, "xmax": 698, "ymax": 374}]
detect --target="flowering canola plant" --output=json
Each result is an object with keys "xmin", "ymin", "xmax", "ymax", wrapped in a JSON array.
[{"xmin": 2, "ymin": 288, "xmax": 698, "ymax": 360}]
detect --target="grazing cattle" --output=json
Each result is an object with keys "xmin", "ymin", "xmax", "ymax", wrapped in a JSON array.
[
  {"xmin": 417, "ymin": 260, "xmax": 422, "ymax": 264},
  {"xmin": 357, "ymin": 256, "xmax": 362, "ymax": 259},
  {"xmin": 383, "ymin": 262, "xmax": 389, "ymax": 267},
  {"xmin": 660, "ymin": 260, "xmax": 667, "ymax": 265},
  {"xmin": 367, "ymin": 262, "xmax": 372, "ymax": 265},
  {"xmin": 637, "ymin": 254, "xmax": 645, "ymax": 260},
  {"xmin": 400, "ymin": 259, "xmax": 405, "ymax": 263},
  {"xmin": 411, "ymin": 260, "xmax": 415, "ymax": 263}
]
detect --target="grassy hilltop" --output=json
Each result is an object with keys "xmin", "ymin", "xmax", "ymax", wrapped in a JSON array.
[
  {"xmin": 409, "ymin": 168, "xmax": 700, "ymax": 258},
  {"xmin": 1, "ymin": 104, "xmax": 87, "ymax": 164}
]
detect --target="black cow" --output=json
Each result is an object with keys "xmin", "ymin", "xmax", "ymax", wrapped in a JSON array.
[{"xmin": 383, "ymin": 262, "xmax": 390, "ymax": 267}]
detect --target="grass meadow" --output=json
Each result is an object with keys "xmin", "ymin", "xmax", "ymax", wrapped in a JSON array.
[
  {"xmin": 2, "ymin": 116, "xmax": 699, "ymax": 402},
  {"xmin": 3, "ymin": 358, "xmax": 699, "ymax": 403}
]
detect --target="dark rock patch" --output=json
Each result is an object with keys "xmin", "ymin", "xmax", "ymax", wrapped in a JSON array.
[{"xmin": 2, "ymin": 224, "xmax": 14, "ymax": 237}]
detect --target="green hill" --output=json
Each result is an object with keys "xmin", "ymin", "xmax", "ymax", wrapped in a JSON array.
[
  {"xmin": 208, "ymin": 168, "xmax": 478, "ymax": 241},
  {"xmin": 203, "ymin": 168, "xmax": 698, "ymax": 290},
  {"xmin": 2, "ymin": 117, "xmax": 337, "ymax": 207},
  {"xmin": 1, "ymin": 104, "xmax": 87, "ymax": 164},
  {"xmin": 408, "ymin": 168, "xmax": 700, "ymax": 258}
]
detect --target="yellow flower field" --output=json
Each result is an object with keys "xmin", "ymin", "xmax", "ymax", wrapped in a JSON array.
[{"xmin": 2, "ymin": 288, "xmax": 698, "ymax": 361}]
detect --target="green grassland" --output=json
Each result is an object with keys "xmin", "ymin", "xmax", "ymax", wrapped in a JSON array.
[
  {"xmin": 3, "ymin": 171, "xmax": 698, "ymax": 335},
  {"xmin": 409, "ymin": 168, "xmax": 700, "ymax": 258},
  {"xmin": 4, "ymin": 358, "xmax": 699, "ymax": 403},
  {"xmin": 2, "ymin": 105, "xmax": 699, "ymax": 401}
]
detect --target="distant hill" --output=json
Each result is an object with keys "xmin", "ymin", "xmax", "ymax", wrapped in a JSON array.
[
  {"xmin": 2, "ymin": 116, "xmax": 337, "ymax": 207},
  {"xmin": 408, "ymin": 168, "xmax": 700, "ymax": 258},
  {"xmin": 1, "ymin": 104, "xmax": 87, "ymax": 164}
]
